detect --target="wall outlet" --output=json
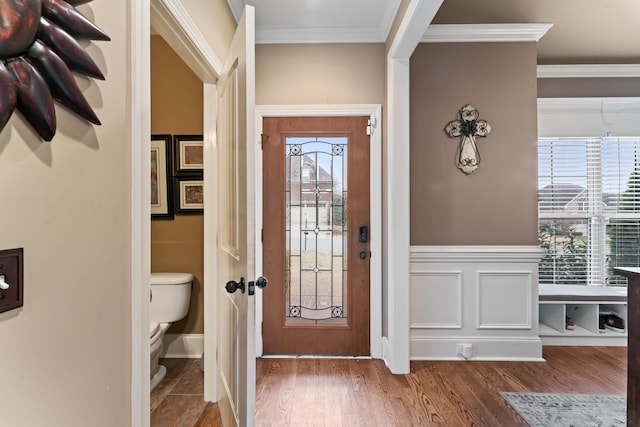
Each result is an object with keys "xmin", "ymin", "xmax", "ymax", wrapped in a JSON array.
[
  {"xmin": 462, "ymin": 344, "xmax": 473, "ymax": 358},
  {"xmin": 457, "ymin": 343, "xmax": 472, "ymax": 359}
]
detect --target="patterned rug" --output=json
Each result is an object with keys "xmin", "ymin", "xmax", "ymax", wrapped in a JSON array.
[{"xmin": 500, "ymin": 392, "xmax": 626, "ymax": 426}]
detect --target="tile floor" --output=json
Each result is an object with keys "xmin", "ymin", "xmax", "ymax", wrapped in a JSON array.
[{"xmin": 150, "ymin": 358, "xmax": 222, "ymax": 427}]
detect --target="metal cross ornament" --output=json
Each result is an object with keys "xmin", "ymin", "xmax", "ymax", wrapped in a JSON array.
[{"xmin": 444, "ymin": 104, "xmax": 492, "ymax": 175}]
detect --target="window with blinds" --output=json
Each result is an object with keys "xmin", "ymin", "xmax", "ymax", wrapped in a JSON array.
[{"xmin": 538, "ymin": 137, "xmax": 640, "ymax": 286}]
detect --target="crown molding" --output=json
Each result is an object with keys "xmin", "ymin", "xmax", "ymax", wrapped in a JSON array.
[
  {"xmin": 421, "ymin": 23, "xmax": 553, "ymax": 43},
  {"xmin": 537, "ymin": 64, "xmax": 640, "ymax": 78},
  {"xmin": 256, "ymin": 26, "xmax": 385, "ymax": 44}
]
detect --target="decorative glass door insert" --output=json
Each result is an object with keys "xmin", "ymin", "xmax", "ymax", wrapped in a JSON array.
[{"xmin": 285, "ymin": 136, "xmax": 348, "ymax": 325}]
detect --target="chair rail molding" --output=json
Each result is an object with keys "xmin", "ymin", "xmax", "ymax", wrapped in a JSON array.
[{"xmin": 411, "ymin": 245, "xmax": 543, "ymax": 262}]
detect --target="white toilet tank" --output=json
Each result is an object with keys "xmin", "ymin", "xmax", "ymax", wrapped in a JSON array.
[{"xmin": 150, "ymin": 272, "xmax": 193, "ymax": 322}]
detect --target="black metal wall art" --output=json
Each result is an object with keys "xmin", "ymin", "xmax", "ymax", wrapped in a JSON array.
[
  {"xmin": 444, "ymin": 104, "xmax": 492, "ymax": 175},
  {"xmin": 0, "ymin": 0, "xmax": 110, "ymax": 141}
]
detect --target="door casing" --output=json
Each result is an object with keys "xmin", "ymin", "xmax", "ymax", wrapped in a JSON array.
[{"xmin": 254, "ymin": 105, "xmax": 382, "ymax": 358}]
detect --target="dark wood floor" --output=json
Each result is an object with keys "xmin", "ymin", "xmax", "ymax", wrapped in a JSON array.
[{"xmin": 152, "ymin": 346, "xmax": 626, "ymax": 426}]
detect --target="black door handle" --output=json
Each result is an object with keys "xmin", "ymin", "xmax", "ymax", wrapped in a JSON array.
[
  {"xmin": 225, "ymin": 277, "xmax": 245, "ymax": 294},
  {"xmin": 248, "ymin": 276, "xmax": 268, "ymax": 295}
]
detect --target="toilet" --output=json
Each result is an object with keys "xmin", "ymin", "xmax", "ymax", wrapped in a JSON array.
[{"xmin": 150, "ymin": 272, "xmax": 193, "ymax": 391}]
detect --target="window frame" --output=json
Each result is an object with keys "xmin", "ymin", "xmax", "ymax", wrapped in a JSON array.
[{"xmin": 538, "ymin": 137, "xmax": 640, "ymax": 286}]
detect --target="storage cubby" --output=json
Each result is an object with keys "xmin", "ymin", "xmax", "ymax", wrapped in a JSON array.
[{"xmin": 539, "ymin": 284, "xmax": 627, "ymax": 346}]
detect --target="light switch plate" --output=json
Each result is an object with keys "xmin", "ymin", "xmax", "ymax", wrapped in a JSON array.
[{"xmin": 0, "ymin": 248, "xmax": 23, "ymax": 314}]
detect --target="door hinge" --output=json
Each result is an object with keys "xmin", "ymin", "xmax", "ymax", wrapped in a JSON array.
[
  {"xmin": 261, "ymin": 228, "xmax": 263, "ymax": 242},
  {"xmin": 366, "ymin": 116, "xmax": 377, "ymax": 136},
  {"xmin": 260, "ymin": 134, "xmax": 268, "ymax": 149}
]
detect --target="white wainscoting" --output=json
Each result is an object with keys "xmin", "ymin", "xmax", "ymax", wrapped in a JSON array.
[{"xmin": 410, "ymin": 246, "xmax": 544, "ymax": 361}]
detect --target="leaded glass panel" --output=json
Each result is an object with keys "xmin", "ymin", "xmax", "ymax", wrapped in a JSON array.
[{"xmin": 285, "ymin": 136, "xmax": 348, "ymax": 325}]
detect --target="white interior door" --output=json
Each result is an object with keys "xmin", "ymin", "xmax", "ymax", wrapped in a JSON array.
[{"xmin": 216, "ymin": 6, "xmax": 256, "ymax": 427}]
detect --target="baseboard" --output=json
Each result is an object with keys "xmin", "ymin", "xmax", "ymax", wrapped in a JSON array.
[
  {"xmin": 411, "ymin": 337, "xmax": 544, "ymax": 361},
  {"xmin": 161, "ymin": 333, "xmax": 204, "ymax": 358},
  {"xmin": 381, "ymin": 336, "xmax": 390, "ymax": 368}
]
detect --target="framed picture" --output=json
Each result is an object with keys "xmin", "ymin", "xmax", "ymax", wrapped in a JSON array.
[
  {"xmin": 174, "ymin": 176, "xmax": 204, "ymax": 214},
  {"xmin": 150, "ymin": 134, "xmax": 174, "ymax": 219},
  {"xmin": 174, "ymin": 134, "xmax": 204, "ymax": 175}
]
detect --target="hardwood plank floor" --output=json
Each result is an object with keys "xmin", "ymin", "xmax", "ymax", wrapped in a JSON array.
[
  {"xmin": 152, "ymin": 347, "xmax": 626, "ymax": 426},
  {"xmin": 256, "ymin": 347, "xmax": 626, "ymax": 427}
]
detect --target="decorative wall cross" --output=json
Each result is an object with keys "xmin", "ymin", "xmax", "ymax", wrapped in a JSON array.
[{"xmin": 444, "ymin": 104, "xmax": 492, "ymax": 175}]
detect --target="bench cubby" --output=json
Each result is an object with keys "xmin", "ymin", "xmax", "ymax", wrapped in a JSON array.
[{"xmin": 539, "ymin": 284, "xmax": 627, "ymax": 346}]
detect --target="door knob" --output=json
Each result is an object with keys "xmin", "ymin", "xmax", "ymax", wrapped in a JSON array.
[
  {"xmin": 225, "ymin": 277, "xmax": 245, "ymax": 294},
  {"xmin": 248, "ymin": 276, "xmax": 268, "ymax": 295},
  {"xmin": 256, "ymin": 276, "xmax": 268, "ymax": 289}
]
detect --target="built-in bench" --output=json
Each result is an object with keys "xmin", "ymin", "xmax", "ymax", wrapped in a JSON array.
[{"xmin": 538, "ymin": 284, "xmax": 628, "ymax": 346}]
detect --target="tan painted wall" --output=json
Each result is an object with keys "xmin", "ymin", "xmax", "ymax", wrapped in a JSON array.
[
  {"xmin": 0, "ymin": 2, "xmax": 131, "ymax": 426},
  {"xmin": 410, "ymin": 42, "xmax": 539, "ymax": 246},
  {"xmin": 181, "ymin": 0, "xmax": 236, "ymax": 63},
  {"xmin": 256, "ymin": 44, "xmax": 386, "ymax": 105},
  {"xmin": 151, "ymin": 35, "xmax": 204, "ymax": 334}
]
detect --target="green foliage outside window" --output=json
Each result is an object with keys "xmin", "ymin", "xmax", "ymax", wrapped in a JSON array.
[{"xmin": 538, "ymin": 224, "xmax": 587, "ymax": 285}]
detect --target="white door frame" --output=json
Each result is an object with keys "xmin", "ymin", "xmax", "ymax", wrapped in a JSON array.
[
  {"xmin": 254, "ymin": 105, "xmax": 383, "ymax": 358},
  {"xmin": 132, "ymin": 2, "xmax": 223, "ymax": 425},
  {"xmin": 150, "ymin": 0, "xmax": 223, "ymax": 402},
  {"xmin": 131, "ymin": 1, "xmax": 151, "ymax": 426}
]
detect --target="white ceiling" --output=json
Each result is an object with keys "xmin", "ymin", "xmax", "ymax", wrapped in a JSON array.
[
  {"xmin": 226, "ymin": 0, "xmax": 401, "ymax": 43},
  {"xmin": 226, "ymin": 0, "xmax": 640, "ymax": 63}
]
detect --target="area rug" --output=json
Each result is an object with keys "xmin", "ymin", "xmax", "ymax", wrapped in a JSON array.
[{"xmin": 500, "ymin": 392, "xmax": 625, "ymax": 426}]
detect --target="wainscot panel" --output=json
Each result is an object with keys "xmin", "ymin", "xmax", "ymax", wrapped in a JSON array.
[{"xmin": 410, "ymin": 246, "xmax": 544, "ymax": 361}]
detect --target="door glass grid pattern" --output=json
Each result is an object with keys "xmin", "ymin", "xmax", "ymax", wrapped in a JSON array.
[{"xmin": 285, "ymin": 136, "xmax": 348, "ymax": 325}]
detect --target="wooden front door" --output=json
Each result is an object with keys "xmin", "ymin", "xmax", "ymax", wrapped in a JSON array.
[{"xmin": 262, "ymin": 116, "xmax": 370, "ymax": 355}]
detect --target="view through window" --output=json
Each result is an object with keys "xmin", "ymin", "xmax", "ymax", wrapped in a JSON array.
[{"xmin": 538, "ymin": 137, "xmax": 640, "ymax": 286}]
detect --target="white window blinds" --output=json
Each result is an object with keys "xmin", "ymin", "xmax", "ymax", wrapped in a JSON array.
[
  {"xmin": 538, "ymin": 137, "xmax": 640, "ymax": 286},
  {"xmin": 602, "ymin": 138, "xmax": 640, "ymax": 285}
]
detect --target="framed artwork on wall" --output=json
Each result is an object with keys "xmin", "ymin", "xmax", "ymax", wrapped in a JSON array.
[
  {"xmin": 174, "ymin": 176, "xmax": 204, "ymax": 214},
  {"xmin": 151, "ymin": 134, "xmax": 174, "ymax": 219},
  {"xmin": 174, "ymin": 134, "xmax": 204, "ymax": 175}
]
